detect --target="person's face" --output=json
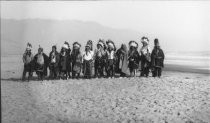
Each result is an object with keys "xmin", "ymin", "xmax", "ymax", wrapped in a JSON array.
[
  {"xmin": 52, "ymin": 47, "xmax": 56, "ymax": 52},
  {"xmin": 97, "ymin": 44, "xmax": 102, "ymax": 49},
  {"xmin": 85, "ymin": 47, "xmax": 90, "ymax": 52},
  {"xmin": 155, "ymin": 42, "xmax": 159, "ymax": 47},
  {"xmin": 142, "ymin": 42, "xmax": 147, "ymax": 47},
  {"xmin": 38, "ymin": 49, "xmax": 42, "ymax": 54}
]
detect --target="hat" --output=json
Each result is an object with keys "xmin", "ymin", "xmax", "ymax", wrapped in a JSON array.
[
  {"xmin": 26, "ymin": 43, "xmax": 32, "ymax": 51},
  {"xmin": 73, "ymin": 42, "xmax": 81, "ymax": 49},
  {"xmin": 97, "ymin": 39, "xmax": 105, "ymax": 48},
  {"xmin": 106, "ymin": 40, "xmax": 116, "ymax": 50},
  {"xmin": 129, "ymin": 40, "xmax": 138, "ymax": 48},
  {"xmin": 86, "ymin": 40, "xmax": 93, "ymax": 50},
  {"xmin": 62, "ymin": 41, "xmax": 70, "ymax": 49},
  {"xmin": 141, "ymin": 36, "xmax": 149, "ymax": 44}
]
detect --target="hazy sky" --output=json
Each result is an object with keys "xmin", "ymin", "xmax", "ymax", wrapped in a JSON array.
[{"xmin": 1, "ymin": 1, "xmax": 210, "ymax": 52}]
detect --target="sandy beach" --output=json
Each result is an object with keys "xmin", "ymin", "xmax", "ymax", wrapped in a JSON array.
[{"xmin": 1, "ymin": 69, "xmax": 210, "ymax": 123}]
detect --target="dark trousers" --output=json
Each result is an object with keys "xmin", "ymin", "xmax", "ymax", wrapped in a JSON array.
[
  {"xmin": 49, "ymin": 63, "xmax": 58, "ymax": 79},
  {"xmin": 140, "ymin": 60, "xmax": 150, "ymax": 77},
  {"xmin": 106, "ymin": 59, "xmax": 115, "ymax": 77},
  {"xmin": 95, "ymin": 59, "xmax": 105, "ymax": 78},
  {"xmin": 36, "ymin": 64, "xmax": 45, "ymax": 81},
  {"xmin": 152, "ymin": 67, "xmax": 162, "ymax": 77},
  {"xmin": 22, "ymin": 64, "xmax": 33, "ymax": 81}
]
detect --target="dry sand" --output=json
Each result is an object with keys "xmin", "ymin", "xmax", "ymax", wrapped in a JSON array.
[{"xmin": 1, "ymin": 71, "xmax": 210, "ymax": 123}]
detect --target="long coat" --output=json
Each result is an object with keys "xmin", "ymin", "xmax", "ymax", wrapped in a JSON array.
[
  {"xmin": 151, "ymin": 46, "xmax": 165, "ymax": 68},
  {"xmin": 33, "ymin": 53, "xmax": 49, "ymax": 76},
  {"xmin": 116, "ymin": 44, "xmax": 128, "ymax": 74}
]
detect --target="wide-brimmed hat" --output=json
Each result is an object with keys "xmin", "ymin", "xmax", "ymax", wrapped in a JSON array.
[
  {"xmin": 141, "ymin": 36, "xmax": 149, "ymax": 44},
  {"xmin": 129, "ymin": 40, "xmax": 138, "ymax": 48},
  {"xmin": 73, "ymin": 42, "xmax": 81, "ymax": 49}
]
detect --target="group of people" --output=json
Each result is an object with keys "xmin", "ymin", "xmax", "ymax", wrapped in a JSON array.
[{"xmin": 22, "ymin": 37, "xmax": 165, "ymax": 81}]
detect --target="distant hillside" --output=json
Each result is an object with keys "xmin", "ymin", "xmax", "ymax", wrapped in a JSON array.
[{"xmin": 1, "ymin": 19, "xmax": 141, "ymax": 55}]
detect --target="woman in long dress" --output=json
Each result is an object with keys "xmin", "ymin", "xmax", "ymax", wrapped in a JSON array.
[{"xmin": 83, "ymin": 42, "xmax": 94, "ymax": 79}]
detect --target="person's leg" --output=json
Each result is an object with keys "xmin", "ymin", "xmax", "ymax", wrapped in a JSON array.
[
  {"xmin": 158, "ymin": 67, "xmax": 162, "ymax": 77},
  {"xmin": 140, "ymin": 60, "xmax": 145, "ymax": 77},
  {"xmin": 145, "ymin": 66, "xmax": 149, "ymax": 77},
  {"xmin": 22, "ymin": 65, "xmax": 27, "ymax": 81},
  {"xmin": 94, "ymin": 61, "xmax": 98, "ymax": 78}
]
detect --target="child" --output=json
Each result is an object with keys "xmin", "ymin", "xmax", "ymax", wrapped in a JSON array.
[
  {"xmin": 22, "ymin": 43, "xmax": 34, "ymax": 81},
  {"xmin": 128, "ymin": 41, "xmax": 140, "ymax": 77},
  {"xmin": 83, "ymin": 41, "xmax": 94, "ymax": 79},
  {"xmin": 151, "ymin": 38, "xmax": 165, "ymax": 77},
  {"xmin": 94, "ymin": 39, "xmax": 106, "ymax": 78},
  {"xmin": 49, "ymin": 45, "xmax": 60, "ymax": 79},
  {"xmin": 71, "ymin": 42, "xmax": 82, "ymax": 79},
  {"xmin": 34, "ymin": 45, "xmax": 49, "ymax": 81},
  {"xmin": 139, "ymin": 37, "xmax": 151, "ymax": 77},
  {"xmin": 105, "ymin": 40, "xmax": 116, "ymax": 78}
]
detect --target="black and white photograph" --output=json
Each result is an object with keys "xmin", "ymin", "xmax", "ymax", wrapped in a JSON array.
[{"xmin": 1, "ymin": 0, "xmax": 210, "ymax": 123}]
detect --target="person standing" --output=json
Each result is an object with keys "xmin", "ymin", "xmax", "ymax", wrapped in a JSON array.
[
  {"xmin": 71, "ymin": 42, "xmax": 83, "ymax": 79},
  {"xmin": 105, "ymin": 40, "xmax": 116, "ymax": 78},
  {"xmin": 116, "ymin": 44, "xmax": 128, "ymax": 77},
  {"xmin": 151, "ymin": 38, "xmax": 165, "ymax": 77},
  {"xmin": 64, "ymin": 41, "xmax": 72, "ymax": 79},
  {"xmin": 59, "ymin": 43, "xmax": 69, "ymax": 80},
  {"xmin": 94, "ymin": 39, "xmax": 106, "ymax": 78},
  {"xmin": 49, "ymin": 45, "xmax": 60, "ymax": 79},
  {"xmin": 128, "ymin": 41, "xmax": 140, "ymax": 77},
  {"xmin": 22, "ymin": 43, "xmax": 34, "ymax": 81},
  {"xmin": 83, "ymin": 41, "xmax": 94, "ymax": 79},
  {"xmin": 139, "ymin": 36, "xmax": 151, "ymax": 77},
  {"xmin": 34, "ymin": 45, "xmax": 49, "ymax": 81}
]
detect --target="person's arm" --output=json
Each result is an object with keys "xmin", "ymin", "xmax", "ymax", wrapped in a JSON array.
[{"xmin": 22, "ymin": 53, "xmax": 26, "ymax": 64}]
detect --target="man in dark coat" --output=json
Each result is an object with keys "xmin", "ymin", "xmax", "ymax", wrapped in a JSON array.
[
  {"xmin": 49, "ymin": 45, "xmax": 60, "ymax": 79},
  {"xmin": 34, "ymin": 46, "xmax": 49, "ymax": 81},
  {"xmin": 151, "ymin": 38, "xmax": 165, "ymax": 77}
]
